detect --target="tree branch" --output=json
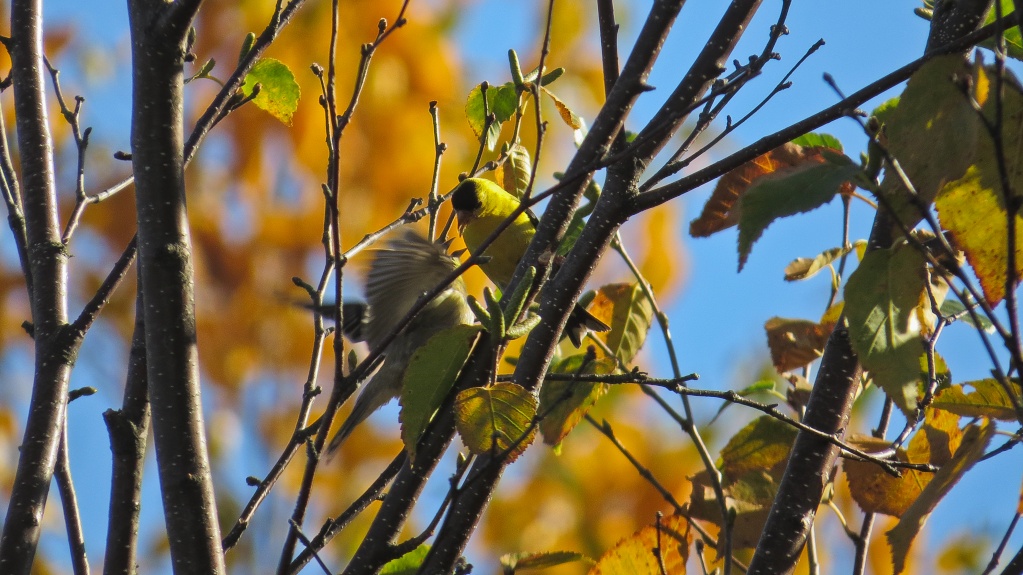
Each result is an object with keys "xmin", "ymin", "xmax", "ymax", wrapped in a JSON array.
[
  {"xmin": 0, "ymin": 0, "xmax": 76, "ymax": 570},
  {"xmin": 102, "ymin": 288, "xmax": 150, "ymax": 575},
  {"xmin": 125, "ymin": 0, "xmax": 225, "ymax": 571}
]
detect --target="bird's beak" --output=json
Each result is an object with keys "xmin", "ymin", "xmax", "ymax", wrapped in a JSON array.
[{"xmin": 454, "ymin": 210, "xmax": 469, "ymax": 234}]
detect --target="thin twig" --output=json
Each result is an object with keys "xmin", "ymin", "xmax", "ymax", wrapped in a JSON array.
[
  {"xmin": 55, "ymin": 419, "xmax": 89, "ymax": 575},
  {"xmin": 286, "ymin": 452, "xmax": 407, "ymax": 573}
]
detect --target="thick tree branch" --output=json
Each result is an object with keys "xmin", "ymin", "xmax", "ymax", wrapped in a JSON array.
[
  {"xmin": 102, "ymin": 288, "xmax": 150, "ymax": 575},
  {"xmin": 126, "ymin": 0, "xmax": 225, "ymax": 572},
  {"xmin": 0, "ymin": 0, "xmax": 76, "ymax": 571}
]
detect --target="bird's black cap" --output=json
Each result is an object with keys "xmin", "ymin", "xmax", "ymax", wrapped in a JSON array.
[{"xmin": 451, "ymin": 179, "xmax": 483, "ymax": 212}]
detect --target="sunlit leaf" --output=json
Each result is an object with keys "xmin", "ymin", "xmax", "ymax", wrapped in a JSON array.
[
  {"xmin": 588, "ymin": 514, "xmax": 689, "ymax": 575},
  {"xmin": 400, "ymin": 325, "xmax": 482, "ymax": 457},
  {"xmin": 932, "ymin": 378, "xmax": 1023, "ymax": 421},
  {"xmin": 501, "ymin": 550, "xmax": 591, "ymax": 573},
  {"xmin": 930, "ymin": 62, "xmax": 1023, "ymax": 306},
  {"xmin": 455, "ymin": 382, "xmax": 537, "ymax": 461},
  {"xmin": 845, "ymin": 409, "xmax": 961, "ymax": 516},
  {"xmin": 820, "ymin": 300, "xmax": 844, "ymax": 326},
  {"xmin": 764, "ymin": 317, "xmax": 833, "ymax": 373},
  {"xmin": 737, "ymin": 152, "xmax": 859, "ymax": 270},
  {"xmin": 380, "ymin": 544, "xmax": 430, "ymax": 575},
  {"xmin": 887, "ymin": 420, "xmax": 994, "ymax": 574},
  {"xmin": 241, "ymin": 58, "xmax": 300, "ymax": 125},
  {"xmin": 501, "ymin": 142, "xmax": 533, "ymax": 198},
  {"xmin": 937, "ymin": 166, "xmax": 1023, "ymax": 306},
  {"xmin": 790, "ymin": 132, "xmax": 843, "ymax": 150},
  {"xmin": 981, "ymin": 0, "xmax": 1023, "ymax": 61},
  {"xmin": 542, "ymin": 87, "xmax": 584, "ymax": 129},
  {"xmin": 844, "ymin": 244, "xmax": 929, "ymax": 414},
  {"xmin": 466, "ymin": 82, "xmax": 518, "ymax": 151},
  {"xmin": 784, "ymin": 245, "xmax": 853, "ymax": 281}
]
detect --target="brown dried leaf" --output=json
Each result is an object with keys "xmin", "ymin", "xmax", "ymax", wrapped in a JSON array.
[{"xmin": 764, "ymin": 317, "xmax": 834, "ymax": 373}]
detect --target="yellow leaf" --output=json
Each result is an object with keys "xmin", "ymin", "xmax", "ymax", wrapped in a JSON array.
[
  {"xmin": 887, "ymin": 420, "xmax": 994, "ymax": 574},
  {"xmin": 454, "ymin": 382, "xmax": 537, "ymax": 461},
  {"xmin": 588, "ymin": 514, "xmax": 690, "ymax": 575}
]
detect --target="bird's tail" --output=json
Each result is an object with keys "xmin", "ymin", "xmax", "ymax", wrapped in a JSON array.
[{"xmin": 565, "ymin": 304, "xmax": 611, "ymax": 348}]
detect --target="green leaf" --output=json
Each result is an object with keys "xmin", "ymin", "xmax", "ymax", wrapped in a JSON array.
[
  {"xmin": 539, "ymin": 353, "xmax": 616, "ymax": 446},
  {"xmin": 844, "ymin": 244, "xmax": 929, "ymax": 414},
  {"xmin": 939, "ymin": 299, "xmax": 995, "ymax": 333},
  {"xmin": 878, "ymin": 55, "xmax": 981, "ymax": 227},
  {"xmin": 465, "ymin": 82, "xmax": 518, "ymax": 150},
  {"xmin": 400, "ymin": 325, "xmax": 482, "ymax": 457},
  {"xmin": 502, "ymin": 143, "xmax": 532, "ymax": 198},
  {"xmin": 556, "ymin": 209, "xmax": 587, "ymax": 257},
  {"xmin": 380, "ymin": 544, "xmax": 430, "ymax": 575},
  {"xmin": 981, "ymin": 0, "xmax": 1023, "ymax": 61},
  {"xmin": 241, "ymin": 58, "xmax": 300, "ymax": 125},
  {"xmin": 737, "ymin": 153, "xmax": 859, "ymax": 270},
  {"xmin": 709, "ymin": 379, "xmax": 778, "ymax": 425},
  {"xmin": 690, "ymin": 416, "xmax": 797, "ymax": 549},
  {"xmin": 490, "ymin": 83, "xmax": 519, "ymax": 123},
  {"xmin": 718, "ymin": 416, "xmax": 798, "ymax": 482},
  {"xmin": 870, "ymin": 96, "xmax": 900, "ymax": 127},
  {"xmin": 790, "ymin": 132, "xmax": 842, "ymax": 151},
  {"xmin": 454, "ymin": 382, "xmax": 537, "ymax": 461},
  {"xmin": 500, "ymin": 551, "xmax": 589, "ymax": 573},
  {"xmin": 188, "ymin": 58, "xmax": 216, "ymax": 83},
  {"xmin": 932, "ymin": 378, "xmax": 1022, "ymax": 420}
]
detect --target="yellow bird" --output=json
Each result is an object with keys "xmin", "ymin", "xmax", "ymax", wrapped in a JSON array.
[{"xmin": 451, "ymin": 177, "xmax": 609, "ymax": 346}]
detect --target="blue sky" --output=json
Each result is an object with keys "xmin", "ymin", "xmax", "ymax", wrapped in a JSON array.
[{"xmin": 9, "ymin": 0, "xmax": 1022, "ymax": 573}]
